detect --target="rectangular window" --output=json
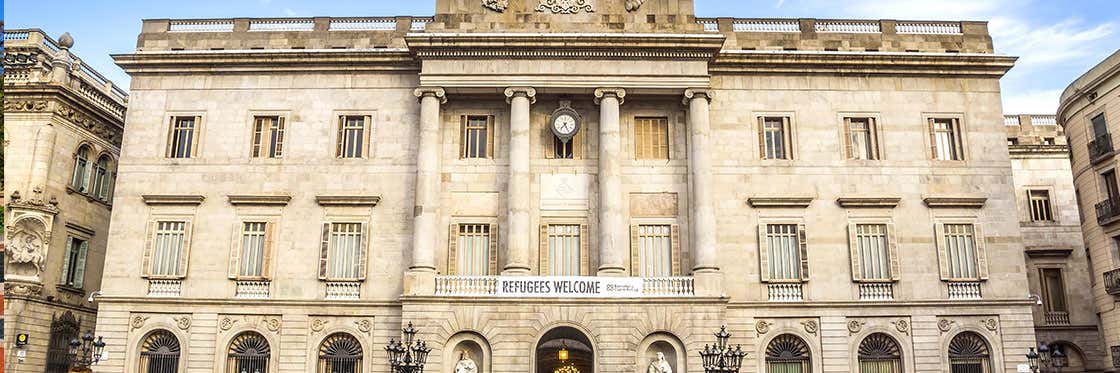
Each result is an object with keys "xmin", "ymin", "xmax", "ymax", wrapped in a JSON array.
[
  {"xmin": 547, "ymin": 224, "xmax": 582, "ymax": 276},
  {"xmin": 1028, "ymin": 190, "xmax": 1054, "ymax": 221},
  {"xmin": 764, "ymin": 224, "xmax": 802, "ymax": 280},
  {"xmin": 845, "ymin": 117, "xmax": 879, "ymax": 160},
  {"xmin": 854, "ymin": 224, "xmax": 890, "ymax": 280},
  {"xmin": 553, "ymin": 135, "xmax": 574, "ymax": 159},
  {"xmin": 239, "ymin": 222, "xmax": 268, "ymax": 278},
  {"xmin": 167, "ymin": 116, "xmax": 199, "ymax": 158},
  {"xmin": 634, "ymin": 117, "xmax": 670, "ymax": 159},
  {"xmin": 636, "ymin": 225, "xmax": 672, "ymax": 277},
  {"xmin": 60, "ymin": 236, "xmax": 89, "ymax": 288},
  {"xmin": 943, "ymin": 224, "xmax": 979, "ymax": 279},
  {"xmin": 460, "ymin": 115, "xmax": 493, "ymax": 159},
  {"xmin": 760, "ymin": 116, "xmax": 791, "ymax": 160},
  {"xmin": 327, "ymin": 223, "xmax": 364, "ymax": 279},
  {"xmin": 1092, "ymin": 113, "xmax": 1108, "ymax": 137},
  {"xmin": 930, "ymin": 118, "xmax": 964, "ymax": 160},
  {"xmin": 336, "ymin": 116, "xmax": 369, "ymax": 159},
  {"xmin": 1103, "ymin": 170, "xmax": 1120, "ymax": 201},
  {"xmin": 456, "ymin": 224, "xmax": 491, "ymax": 275},
  {"xmin": 149, "ymin": 221, "xmax": 187, "ymax": 277},
  {"xmin": 251, "ymin": 116, "xmax": 285, "ymax": 158},
  {"xmin": 1040, "ymin": 268, "xmax": 1068, "ymax": 313}
]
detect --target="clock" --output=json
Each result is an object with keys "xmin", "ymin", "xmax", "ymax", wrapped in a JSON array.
[{"xmin": 549, "ymin": 104, "xmax": 582, "ymax": 142}]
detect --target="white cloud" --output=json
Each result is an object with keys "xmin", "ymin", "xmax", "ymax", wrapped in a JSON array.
[
  {"xmin": 774, "ymin": 0, "xmax": 786, "ymax": 8},
  {"xmin": 842, "ymin": 0, "xmax": 1011, "ymax": 20},
  {"xmin": 283, "ymin": 8, "xmax": 297, "ymax": 16},
  {"xmin": 1001, "ymin": 89, "xmax": 1063, "ymax": 115},
  {"xmin": 991, "ymin": 17, "xmax": 1115, "ymax": 68}
]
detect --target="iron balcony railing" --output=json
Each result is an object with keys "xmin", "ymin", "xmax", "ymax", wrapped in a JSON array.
[
  {"xmin": 1096, "ymin": 198, "xmax": 1120, "ymax": 225},
  {"xmin": 1089, "ymin": 133, "xmax": 1114, "ymax": 162},
  {"xmin": 1104, "ymin": 268, "xmax": 1120, "ymax": 296}
]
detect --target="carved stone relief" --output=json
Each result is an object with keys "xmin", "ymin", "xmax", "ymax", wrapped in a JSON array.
[
  {"xmin": 537, "ymin": 0, "xmax": 594, "ymax": 14},
  {"xmin": 629, "ymin": 192, "xmax": 678, "ymax": 217},
  {"xmin": 175, "ymin": 316, "xmax": 192, "ymax": 331},
  {"xmin": 219, "ymin": 316, "xmax": 238, "ymax": 331},
  {"xmin": 801, "ymin": 320, "xmax": 818, "ymax": 335},
  {"xmin": 263, "ymin": 317, "xmax": 282, "ymax": 332},
  {"xmin": 310, "ymin": 318, "xmax": 329, "ymax": 332},
  {"xmin": 131, "ymin": 315, "xmax": 150, "ymax": 330},
  {"xmin": 847, "ymin": 320, "xmax": 864, "ymax": 334},
  {"xmin": 6, "ymin": 216, "xmax": 50, "ymax": 276},
  {"xmin": 891, "ymin": 319, "xmax": 910, "ymax": 335},
  {"xmin": 624, "ymin": 0, "xmax": 645, "ymax": 11},
  {"xmin": 755, "ymin": 320, "xmax": 772, "ymax": 336},
  {"xmin": 4, "ymin": 282, "xmax": 44, "ymax": 298},
  {"xmin": 482, "ymin": 0, "xmax": 509, "ymax": 12}
]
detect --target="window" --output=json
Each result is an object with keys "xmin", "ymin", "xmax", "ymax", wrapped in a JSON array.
[
  {"xmin": 1092, "ymin": 113, "xmax": 1108, "ymax": 138},
  {"xmin": 317, "ymin": 333, "xmax": 363, "ymax": 373},
  {"xmin": 460, "ymin": 115, "xmax": 493, "ymax": 159},
  {"xmin": 230, "ymin": 222, "xmax": 274, "ymax": 279},
  {"xmin": 1042, "ymin": 137, "xmax": 1056, "ymax": 145},
  {"xmin": 61, "ymin": 236, "xmax": 89, "ymax": 288},
  {"xmin": 71, "ymin": 145, "xmax": 91, "ymax": 191},
  {"xmin": 145, "ymin": 221, "xmax": 191, "ymax": 278},
  {"xmin": 939, "ymin": 224, "xmax": 982, "ymax": 280},
  {"xmin": 765, "ymin": 334, "xmax": 811, "ymax": 373},
  {"xmin": 634, "ymin": 117, "xmax": 669, "ymax": 159},
  {"xmin": 760, "ymin": 116, "xmax": 792, "ymax": 160},
  {"xmin": 543, "ymin": 224, "xmax": 584, "ymax": 276},
  {"xmin": 632, "ymin": 225, "xmax": 680, "ymax": 277},
  {"xmin": 92, "ymin": 155, "xmax": 113, "ymax": 201},
  {"xmin": 319, "ymin": 222, "xmax": 367, "ymax": 280},
  {"xmin": 849, "ymin": 224, "xmax": 897, "ymax": 281},
  {"xmin": 336, "ymin": 115, "xmax": 369, "ymax": 159},
  {"xmin": 844, "ymin": 117, "xmax": 879, "ymax": 160},
  {"xmin": 251, "ymin": 116, "xmax": 286, "ymax": 158},
  {"xmin": 139, "ymin": 330, "xmax": 181, "ymax": 373},
  {"xmin": 948, "ymin": 332, "xmax": 991, "ymax": 373},
  {"xmin": 760, "ymin": 224, "xmax": 808, "ymax": 282},
  {"xmin": 553, "ymin": 135, "xmax": 575, "ymax": 159},
  {"xmin": 167, "ymin": 116, "xmax": 199, "ymax": 158},
  {"xmin": 1028, "ymin": 190, "xmax": 1054, "ymax": 221},
  {"xmin": 226, "ymin": 332, "xmax": 270, "ymax": 373},
  {"xmin": 450, "ymin": 224, "xmax": 495, "ymax": 275},
  {"xmin": 930, "ymin": 118, "xmax": 964, "ymax": 161},
  {"xmin": 1103, "ymin": 170, "xmax": 1119, "ymax": 202},
  {"xmin": 857, "ymin": 333, "xmax": 902, "ymax": 373},
  {"xmin": 1040, "ymin": 268, "xmax": 1068, "ymax": 313}
]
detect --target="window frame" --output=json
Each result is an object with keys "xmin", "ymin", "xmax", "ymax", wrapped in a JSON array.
[
  {"xmin": 925, "ymin": 115, "xmax": 967, "ymax": 162},
  {"xmin": 248, "ymin": 113, "xmax": 289, "ymax": 159},
  {"xmin": 1039, "ymin": 267, "xmax": 1069, "ymax": 313},
  {"xmin": 91, "ymin": 154, "xmax": 114, "ymax": 202},
  {"xmin": 839, "ymin": 114, "xmax": 883, "ymax": 161},
  {"xmin": 448, "ymin": 221, "xmax": 499, "ymax": 276},
  {"xmin": 228, "ymin": 220, "xmax": 278, "ymax": 281},
  {"xmin": 632, "ymin": 116, "xmax": 671, "ymax": 160},
  {"xmin": 459, "ymin": 114, "xmax": 496, "ymax": 160},
  {"xmin": 142, "ymin": 217, "xmax": 194, "ymax": 280},
  {"xmin": 1026, "ymin": 188, "xmax": 1055, "ymax": 222},
  {"xmin": 758, "ymin": 220, "xmax": 809, "ymax": 283},
  {"xmin": 165, "ymin": 114, "xmax": 205, "ymax": 159},
  {"xmin": 538, "ymin": 218, "xmax": 590, "ymax": 276},
  {"xmin": 847, "ymin": 220, "xmax": 900, "ymax": 283},
  {"xmin": 60, "ymin": 234, "xmax": 91, "ymax": 289},
  {"xmin": 756, "ymin": 113, "xmax": 796, "ymax": 161},
  {"xmin": 629, "ymin": 223, "xmax": 681, "ymax": 277},
  {"xmin": 71, "ymin": 144, "xmax": 93, "ymax": 192},
  {"xmin": 334, "ymin": 113, "xmax": 374, "ymax": 159},
  {"xmin": 318, "ymin": 220, "xmax": 369, "ymax": 281},
  {"xmin": 1101, "ymin": 168, "xmax": 1120, "ymax": 202},
  {"xmin": 934, "ymin": 220, "xmax": 989, "ymax": 282}
]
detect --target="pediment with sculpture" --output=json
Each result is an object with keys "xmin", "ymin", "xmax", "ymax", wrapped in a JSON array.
[{"xmin": 481, "ymin": 0, "xmax": 647, "ymax": 13}]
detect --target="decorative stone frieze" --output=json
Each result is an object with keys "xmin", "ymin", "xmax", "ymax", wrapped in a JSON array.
[
  {"xmin": 537, "ymin": 0, "xmax": 594, "ymax": 14},
  {"xmin": 482, "ymin": 0, "xmax": 509, "ymax": 12}
]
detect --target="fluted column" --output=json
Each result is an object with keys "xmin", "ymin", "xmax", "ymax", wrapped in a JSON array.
[
  {"xmin": 408, "ymin": 87, "xmax": 446, "ymax": 293},
  {"xmin": 503, "ymin": 87, "xmax": 537, "ymax": 275},
  {"xmin": 595, "ymin": 88, "xmax": 627, "ymax": 276},
  {"xmin": 685, "ymin": 89, "xmax": 718, "ymax": 273}
]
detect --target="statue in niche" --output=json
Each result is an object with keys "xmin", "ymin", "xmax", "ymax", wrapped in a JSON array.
[
  {"xmin": 455, "ymin": 350, "xmax": 478, "ymax": 373},
  {"xmin": 9, "ymin": 225, "xmax": 47, "ymax": 274},
  {"xmin": 647, "ymin": 352, "xmax": 672, "ymax": 373}
]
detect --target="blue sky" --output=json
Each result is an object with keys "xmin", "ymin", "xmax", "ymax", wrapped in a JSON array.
[{"xmin": 6, "ymin": 0, "xmax": 1119, "ymax": 114}]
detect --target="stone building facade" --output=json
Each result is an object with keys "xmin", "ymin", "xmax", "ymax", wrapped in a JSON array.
[
  {"xmin": 96, "ymin": 1, "xmax": 1039, "ymax": 372},
  {"xmin": 1060, "ymin": 49, "xmax": 1120, "ymax": 371},
  {"xmin": 3, "ymin": 29, "xmax": 128, "ymax": 372},
  {"xmin": 1005, "ymin": 113, "xmax": 1108, "ymax": 371}
]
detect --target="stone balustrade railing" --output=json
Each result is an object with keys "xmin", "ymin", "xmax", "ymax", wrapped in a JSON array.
[
  {"xmin": 250, "ymin": 18, "xmax": 316, "ymax": 32},
  {"xmin": 1105, "ymin": 268, "xmax": 1120, "ymax": 296},
  {"xmin": 236, "ymin": 280, "xmax": 271, "ymax": 299},
  {"xmin": 1044, "ymin": 311, "xmax": 1070, "ymax": 326},
  {"xmin": 946, "ymin": 281, "xmax": 982, "ymax": 300},
  {"xmin": 732, "ymin": 19, "xmax": 799, "ymax": 33},
  {"xmin": 433, "ymin": 276, "xmax": 695, "ymax": 297},
  {"xmin": 696, "ymin": 18, "xmax": 966, "ymax": 35},
  {"xmin": 642, "ymin": 277, "xmax": 695, "ymax": 296},
  {"xmin": 325, "ymin": 281, "xmax": 362, "ymax": 300},
  {"xmin": 3, "ymin": 29, "xmax": 129, "ymax": 115},
  {"xmin": 767, "ymin": 283, "xmax": 804, "ymax": 302},
  {"xmin": 896, "ymin": 21, "xmax": 962, "ymax": 34},
  {"xmin": 330, "ymin": 17, "xmax": 399, "ymax": 31},
  {"xmin": 169, "ymin": 19, "xmax": 236, "ymax": 32},
  {"xmin": 148, "ymin": 279, "xmax": 183, "ymax": 297},
  {"xmin": 815, "ymin": 20, "xmax": 881, "ymax": 33},
  {"xmin": 858, "ymin": 283, "xmax": 894, "ymax": 301}
]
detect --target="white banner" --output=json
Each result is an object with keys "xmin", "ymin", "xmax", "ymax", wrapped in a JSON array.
[{"xmin": 496, "ymin": 276, "xmax": 643, "ymax": 297}]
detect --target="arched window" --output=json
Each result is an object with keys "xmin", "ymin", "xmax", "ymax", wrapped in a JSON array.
[
  {"xmin": 858, "ymin": 333, "xmax": 902, "ymax": 373},
  {"xmin": 139, "ymin": 330, "xmax": 181, "ymax": 373},
  {"xmin": 226, "ymin": 332, "xmax": 270, "ymax": 373},
  {"xmin": 948, "ymin": 332, "xmax": 990, "ymax": 373},
  {"xmin": 317, "ymin": 333, "xmax": 363, "ymax": 373},
  {"xmin": 71, "ymin": 145, "xmax": 91, "ymax": 192},
  {"xmin": 92, "ymin": 155, "xmax": 112, "ymax": 201},
  {"xmin": 765, "ymin": 334, "xmax": 811, "ymax": 373}
]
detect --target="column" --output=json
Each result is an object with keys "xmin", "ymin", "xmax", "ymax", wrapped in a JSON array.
[
  {"xmin": 503, "ymin": 87, "xmax": 536, "ymax": 275},
  {"xmin": 685, "ymin": 89, "xmax": 718, "ymax": 273},
  {"xmin": 407, "ymin": 87, "xmax": 446, "ymax": 294},
  {"xmin": 595, "ymin": 88, "xmax": 627, "ymax": 276}
]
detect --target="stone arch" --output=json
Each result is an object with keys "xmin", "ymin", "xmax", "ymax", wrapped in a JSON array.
[
  {"xmin": 637, "ymin": 332, "xmax": 686, "ymax": 373},
  {"xmin": 315, "ymin": 331, "xmax": 365, "ymax": 373},
  {"xmin": 534, "ymin": 323, "xmax": 597, "ymax": 373},
  {"xmin": 445, "ymin": 331, "xmax": 491, "ymax": 373},
  {"xmin": 1046, "ymin": 340, "xmax": 1087, "ymax": 372},
  {"xmin": 136, "ymin": 328, "xmax": 184, "ymax": 373},
  {"xmin": 128, "ymin": 319, "xmax": 191, "ymax": 373},
  {"xmin": 758, "ymin": 331, "xmax": 817, "ymax": 373},
  {"xmin": 847, "ymin": 325, "xmax": 913, "ymax": 373},
  {"xmin": 217, "ymin": 327, "xmax": 280, "ymax": 373},
  {"xmin": 939, "ymin": 326, "xmax": 1004, "ymax": 372},
  {"xmin": 304, "ymin": 321, "xmax": 373, "ymax": 373}
]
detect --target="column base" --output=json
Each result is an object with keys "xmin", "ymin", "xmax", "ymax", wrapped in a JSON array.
[
  {"xmin": 501, "ymin": 266, "xmax": 532, "ymax": 276},
  {"xmin": 691, "ymin": 270, "xmax": 724, "ymax": 297},
  {"xmin": 403, "ymin": 269, "xmax": 436, "ymax": 296},
  {"xmin": 597, "ymin": 267, "xmax": 627, "ymax": 277}
]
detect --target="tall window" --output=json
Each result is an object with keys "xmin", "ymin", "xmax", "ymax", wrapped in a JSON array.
[
  {"xmin": 92, "ymin": 155, "xmax": 112, "ymax": 201},
  {"xmin": 336, "ymin": 116, "xmax": 369, "ymax": 159},
  {"xmin": 948, "ymin": 332, "xmax": 991, "ymax": 373},
  {"xmin": 845, "ymin": 117, "xmax": 879, "ymax": 160},
  {"xmin": 852, "ymin": 224, "xmax": 891, "ymax": 281},
  {"xmin": 251, "ymin": 116, "xmax": 286, "ymax": 158},
  {"xmin": 71, "ymin": 145, "xmax": 92, "ymax": 191},
  {"xmin": 634, "ymin": 117, "xmax": 669, "ymax": 159},
  {"xmin": 147, "ymin": 221, "xmax": 189, "ymax": 278},
  {"xmin": 760, "ymin": 116, "xmax": 791, "ymax": 160},
  {"xmin": 320, "ymin": 222, "xmax": 366, "ymax": 280},
  {"xmin": 553, "ymin": 135, "xmax": 575, "ymax": 159},
  {"xmin": 761, "ymin": 224, "xmax": 807, "ymax": 281},
  {"xmin": 636, "ymin": 225, "xmax": 672, "ymax": 277},
  {"xmin": 1040, "ymin": 268, "xmax": 1068, "ymax": 314},
  {"xmin": 1092, "ymin": 113, "xmax": 1108, "ymax": 138},
  {"xmin": 317, "ymin": 333, "xmax": 363, "ymax": 373},
  {"xmin": 61, "ymin": 236, "xmax": 89, "ymax": 288},
  {"xmin": 167, "ymin": 116, "xmax": 199, "ymax": 158},
  {"xmin": 765, "ymin": 334, "xmax": 811, "ymax": 373},
  {"xmin": 460, "ymin": 115, "xmax": 493, "ymax": 159},
  {"xmin": 546, "ymin": 224, "xmax": 582, "ymax": 276},
  {"xmin": 1028, "ymin": 190, "xmax": 1054, "ymax": 221},
  {"xmin": 857, "ymin": 333, "xmax": 902, "ymax": 373},
  {"xmin": 942, "ymin": 224, "xmax": 979, "ymax": 280},
  {"xmin": 236, "ymin": 222, "xmax": 272, "ymax": 279},
  {"xmin": 455, "ymin": 224, "xmax": 492, "ymax": 275},
  {"xmin": 1103, "ymin": 170, "xmax": 1119, "ymax": 202},
  {"xmin": 930, "ymin": 118, "xmax": 964, "ymax": 161},
  {"xmin": 139, "ymin": 330, "xmax": 181, "ymax": 373},
  {"xmin": 226, "ymin": 332, "xmax": 270, "ymax": 373}
]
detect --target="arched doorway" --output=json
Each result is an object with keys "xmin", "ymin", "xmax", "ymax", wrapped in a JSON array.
[{"xmin": 536, "ymin": 327, "xmax": 593, "ymax": 373}]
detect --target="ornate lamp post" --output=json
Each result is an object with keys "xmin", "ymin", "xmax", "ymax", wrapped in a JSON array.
[
  {"xmin": 386, "ymin": 321, "xmax": 432, "ymax": 373},
  {"xmin": 67, "ymin": 330, "xmax": 106, "ymax": 372},
  {"xmin": 699, "ymin": 326, "xmax": 746, "ymax": 373},
  {"xmin": 1027, "ymin": 343, "xmax": 1069, "ymax": 373}
]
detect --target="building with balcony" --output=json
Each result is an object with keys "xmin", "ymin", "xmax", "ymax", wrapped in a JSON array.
[
  {"xmin": 1005, "ymin": 114, "xmax": 1107, "ymax": 371},
  {"xmin": 94, "ymin": 1, "xmax": 1037, "ymax": 372},
  {"xmin": 1061, "ymin": 48, "xmax": 1120, "ymax": 370},
  {"xmin": 3, "ymin": 29, "xmax": 128, "ymax": 372}
]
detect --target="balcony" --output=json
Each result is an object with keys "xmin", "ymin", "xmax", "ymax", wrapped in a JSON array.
[
  {"xmin": 147, "ymin": 279, "xmax": 182, "ymax": 297},
  {"xmin": 235, "ymin": 280, "xmax": 271, "ymax": 299},
  {"xmin": 768, "ymin": 283, "xmax": 804, "ymax": 302},
  {"xmin": 1089, "ymin": 133, "xmax": 1114, "ymax": 163},
  {"xmin": 858, "ymin": 283, "xmax": 894, "ymax": 301},
  {"xmin": 325, "ymin": 281, "xmax": 362, "ymax": 300},
  {"xmin": 947, "ymin": 281, "xmax": 982, "ymax": 300},
  {"xmin": 433, "ymin": 276, "xmax": 695, "ymax": 297},
  {"xmin": 1044, "ymin": 311, "xmax": 1070, "ymax": 326},
  {"xmin": 1096, "ymin": 199, "xmax": 1120, "ymax": 225},
  {"xmin": 1105, "ymin": 268, "xmax": 1120, "ymax": 296}
]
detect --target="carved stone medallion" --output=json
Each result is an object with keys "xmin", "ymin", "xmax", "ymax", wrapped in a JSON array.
[
  {"xmin": 131, "ymin": 315, "xmax": 150, "ymax": 330},
  {"xmin": 537, "ymin": 0, "xmax": 594, "ymax": 14},
  {"xmin": 801, "ymin": 320, "xmax": 818, "ymax": 335},
  {"xmin": 175, "ymin": 316, "xmax": 192, "ymax": 331},
  {"xmin": 482, "ymin": 0, "xmax": 509, "ymax": 12},
  {"xmin": 937, "ymin": 319, "xmax": 955, "ymax": 334},
  {"xmin": 847, "ymin": 320, "xmax": 864, "ymax": 334},
  {"xmin": 219, "ymin": 316, "xmax": 237, "ymax": 331},
  {"xmin": 982, "ymin": 318, "xmax": 999, "ymax": 333},
  {"xmin": 264, "ymin": 318, "xmax": 282, "ymax": 332},
  {"xmin": 355, "ymin": 319, "xmax": 373, "ymax": 334},
  {"xmin": 310, "ymin": 318, "xmax": 328, "ymax": 333},
  {"xmin": 891, "ymin": 319, "xmax": 910, "ymax": 335},
  {"xmin": 755, "ymin": 320, "xmax": 772, "ymax": 335}
]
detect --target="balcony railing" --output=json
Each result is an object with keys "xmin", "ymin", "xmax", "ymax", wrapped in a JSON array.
[
  {"xmin": 325, "ymin": 281, "xmax": 362, "ymax": 300},
  {"xmin": 148, "ymin": 279, "xmax": 182, "ymax": 297},
  {"xmin": 947, "ymin": 281, "xmax": 982, "ymax": 300},
  {"xmin": 1089, "ymin": 133, "xmax": 1114, "ymax": 162},
  {"xmin": 235, "ymin": 280, "xmax": 271, "ymax": 299},
  {"xmin": 433, "ymin": 276, "xmax": 695, "ymax": 297},
  {"xmin": 858, "ymin": 283, "xmax": 894, "ymax": 301},
  {"xmin": 1095, "ymin": 198, "xmax": 1120, "ymax": 225},
  {"xmin": 768, "ymin": 283, "xmax": 804, "ymax": 302},
  {"xmin": 1105, "ymin": 268, "xmax": 1120, "ymax": 296},
  {"xmin": 1044, "ymin": 311, "xmax": 1070, "ymax": 326},
  {"xmin": 435, "ymin": 276, "xmax": 498, "ymax": 296}
]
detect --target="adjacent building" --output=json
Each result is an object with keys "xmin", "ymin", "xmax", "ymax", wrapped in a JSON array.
[
  {"xmin": 1060, "ymin": 48, "xmax": 1120, "ymax": 370},
  {"xmin": 3, "ymin": 29, "xmax": 128, "ymax": 372},
  {"xmin": 96, "ymin": 1, "xmax": 1040, "ymax": 372}
]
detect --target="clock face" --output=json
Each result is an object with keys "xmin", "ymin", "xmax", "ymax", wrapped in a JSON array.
[{"xmin": 553, "ymin": 114, "xmax": 577, "ymax": 135}]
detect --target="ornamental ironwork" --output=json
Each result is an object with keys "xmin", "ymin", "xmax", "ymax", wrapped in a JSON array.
[
  {"xmin": 699, "ymin": 326, "xmax": 746, "ymax": 373},
  {"xmin": 226, "ymin": 332, "xmax": 271, "ymax": 373},
  {"xmin": 140, "ymin": 330, "xmax": 181, "ymax": 373},
  {"xmin": 319, "ymin": 333, "xmax": 364, "ymax": 373}
]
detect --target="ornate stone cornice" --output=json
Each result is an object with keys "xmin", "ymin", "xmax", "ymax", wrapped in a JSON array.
[
  {"xmin": 710, "ymin": 50, "xmax": 1017, "ymax": 77},
  {"xmin": 142, "ymin": 194, "xmax": 206, "ymax": 205},
  {"xmin": 227, "ymin": 195, "xmax": 292, "ymax": 206},
  {"xmin": 836, "ymin": 197, "xmax": 901, "ymax": 208},
  {"xmin": 922, "ymin": 196, "xmax": 987, "ymax": 208},
  {"xmin": 748, "ymin": 197, "xmax": 813, "ymax": 208},
  {"xmin": 406, "ymin": 33, "xmax": 726, "ymax": 61},
  {"xmin": 504, "ymin": 87, "xmax": 537, "ymax": 104},
  {"xmin": 113, "ymin": 49, "xmax": 419, "ymax": 74},
  {"xmin": 315, "ymin": 195, "xmax": 382, "ymax": 207},
  {"xmin": 413, "ymin": 87, "xmax": 448, "ymax": 104},
  {"xmin": 3, "ymin": 90, "xmax": 125, "ymax": 147},
  {"xmin": 594, "ymin": 88, "xmax": 627, "ymax": 105}
]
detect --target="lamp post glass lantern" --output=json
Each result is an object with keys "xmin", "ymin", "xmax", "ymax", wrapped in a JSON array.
[
  {"xmin": 1028, "ymin": 343, "xmax": 1069, "ymax": 373},
  {"xmin": 67, "ymin": 330, "xmax": 106, "ymax": 370},
  {"xmin": 698, "ymin": 326, "xmax": 746, "ymax": 373},
  {"xmin": 386, "ymin": 321, "xmax": 431, "ymax": 373}
]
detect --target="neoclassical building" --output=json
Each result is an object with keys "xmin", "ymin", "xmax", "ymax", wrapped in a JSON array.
[
  {"xmin": 3, "ymin": 29, "xmax": 128, "ymax": 372},
  {"xmin": 96, "ymin": 1, "xmax": 1038, "ymax": 372},
  {"xmin": 1060, "ymin": 48, "xmax": 1120, "ymax": 370}
]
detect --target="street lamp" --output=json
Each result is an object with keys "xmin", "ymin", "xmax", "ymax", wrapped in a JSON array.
[
  {"xmin": 1027, "ymin": 343, "xmax": 1069, "ymax": 373},
  {"xmin": 698, "ymin": 326, "xmax": 746, "ymax": 373},
  {"xmin": 386, "ymin": 321, "xmax": 431, "ymax": 373},
  {"xmin": 67, "ymin": 330, "xmax": 106, "ymax": 371}
]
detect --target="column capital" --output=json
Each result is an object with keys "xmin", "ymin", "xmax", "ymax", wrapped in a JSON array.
[
  {"xmin": 682, "ymin": 88, "xmax": 712, "ymax": 106},
  {"xmin": 413, "ymin": 87, "xmax": 447, "ymax": 104},
  {"xmin": 504, "ymin": 86, "xmax": 537, "ymax": 105},
  {"xmin": 594, "ymin": 88, "xmax": 627, "ymax": 105}
]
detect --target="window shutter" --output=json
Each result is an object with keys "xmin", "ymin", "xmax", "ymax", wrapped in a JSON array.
[
  {"xmin": 580, "ymin": 224, "xmax": 590, "ymax": 276},
  {"xmin": 886, "ymin": 223, "xmax": 901, "ymax": 281},
  {"xmin": 934, "ymin": 223, "xmax": 950, "ymax": 280},
  {"xmin": 61, "ymin": 238, "xmax": 74, "ymax": 285},
  {"xmin": 336, "ymin": 116, "xmax": 345, "ymax": 158},
  {"xmin": 73, "ymin": 241, "xmax": 89, "ymax": 289},
  {"xmin": 974, "ymin": 224, "xmax": 989, "ymax": 280},
  {"xmin": 758, "ymin": 224, "xmax": 770, "ymax": 282},
  {"xmin": 179, "ymin": 221, "xmax": 193, "ymax": 278},
  {"xmin": 142, "ymin": 221, "xmax": 156, "ymax": 278},
  {"xmin": 489, "ymin": 223, "xmax": 500, "ymax": 275},
  {"xmin": 670, "ymin": 224, "xmax": 682, "ymax": 276},
  {"xmin": 448, "ymin": 223, "xmax": 460, "ymax": 275},
  {"xmin": 539, "ymin": 224, "xmax": 549, "ymax": 275},
  {"xmin": 783, "ymin": 117, "xmax": 793, "ymax": 159},
  {"xmin": 843, "ymin": 118, "xmax": 854, "ymax": 159},
  {"xmin": 573, "ymin": 130, "xmax": 584, "ymax": 159},
  {"xmin": 869, "ymin": 118, "xmax": 880, "ymax": 159},
  {"xmin": 275, "ymin": 117, "xmax": 286, "ymax": 158},
  {"xmin": 228, "ymin": 222, "xmax": 242, "ymax": 279},
  {"xmin": 458, "ymin": 116, "xmax": 467, "ymax": 159},
  {"xmin": 797, "ymin": 223, "xmax": 809, "ymax": 281},
  {"xmin": 364, "ymin": 115, "xmax": 373, "ymax": 158},
  {"xmin": 757, "ymin": 117, "xmax": 766, "ymax": 159},
  {"xmin": 262, "ymin": 222, "xmax": 276, "ymax": 279},
  {"xmin": 630, "ymin": 225, "xmax": 641, "ymax": 276},
  {"xmin": 357, "ymin": 223, "xmax": 369, "ymax": 281},
  {"xmin": 928, "ymin": 118, "xmax": 938, "ymax": 160},
  {"xmin": 952, "ymin": 119, "xmax": 964, "ymax": 160},
  {"xmin": 486, "ymin": 115, "xmax": 496, "ymax": 158},
  {"xmin": 165, "ymin": 117, "xmax": 174, "ymax": 158},
  {"xmin": 319, "ymin": 223, "xmax": 330, "ymax": 280},
  {"xmin": 847, "ymin": 224, "xmax": 862, "ymax": 282}
]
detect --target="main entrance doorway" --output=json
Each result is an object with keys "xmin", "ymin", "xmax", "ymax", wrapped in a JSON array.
[{"xmin": 535, "ymin": 327, "xmax": 593, "ymax": 373}]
